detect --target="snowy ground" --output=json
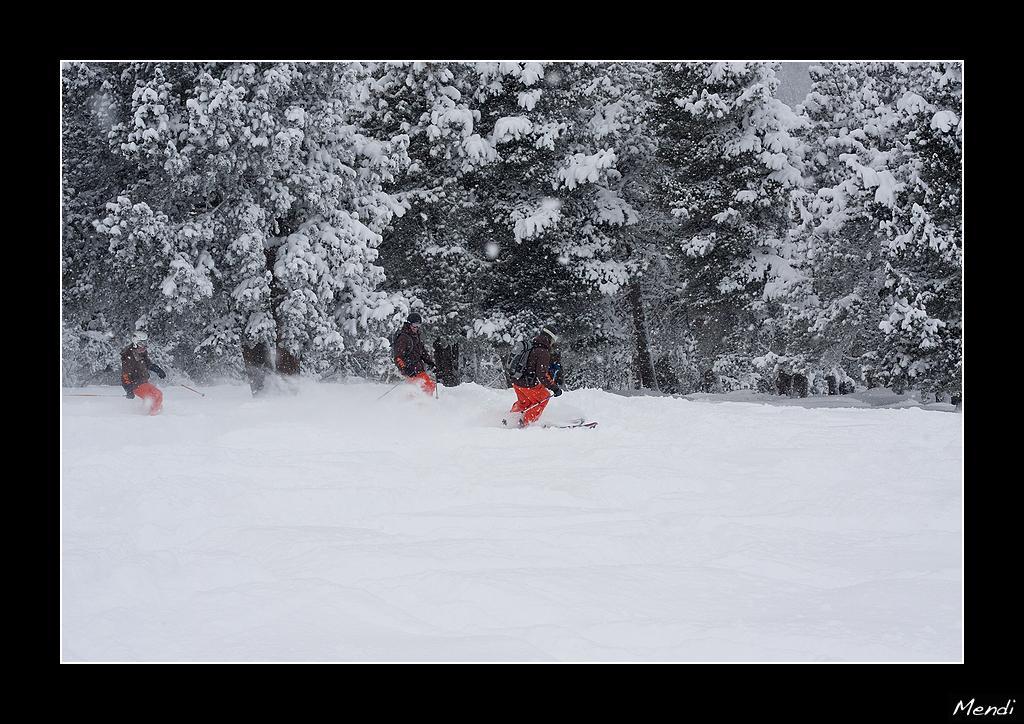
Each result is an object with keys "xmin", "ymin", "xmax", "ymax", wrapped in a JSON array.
[
  {"xmin": 681, "ymin": 387, "xmax": 960, "ymax": 412},
  {"xmin": 61, "ymin": 380, "xmax": 962, "ymax": 662}
]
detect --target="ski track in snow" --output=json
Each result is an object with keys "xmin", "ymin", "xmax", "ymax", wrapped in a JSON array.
[{"xmin": 61, "ymin": 382, "xmax": 962, "ymax": 662}]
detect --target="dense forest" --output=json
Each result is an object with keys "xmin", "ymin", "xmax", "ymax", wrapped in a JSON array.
[{"xmin": 61, "ymin": 61, "xmax": 962, "ymax": 400}]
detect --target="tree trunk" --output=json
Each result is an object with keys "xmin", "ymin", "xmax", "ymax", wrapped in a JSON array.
[
  {"xmin": 434, "ymin": 339, "xmax": 460, "ymax": 387},
  {"xmin": 264, "ymin": 246, "xmax": 301, "ymax": 377},
  {"xmin": 275, "ymin": 347, "xmax": 300, "ymax": 375},
  {"xmin": 239, "ymin": 232, "xmax": 301, "ymax": 395},
  {"xmin": 793, "ymin": 373, "xmax": 809, "ymax": 398},
  {"xmin": 628, "ymin": 279, "xmax": 658, "ymax": 391},
  {"xmin": 654, "ymin": 355, "xmax": 681, "ymax": 394}
]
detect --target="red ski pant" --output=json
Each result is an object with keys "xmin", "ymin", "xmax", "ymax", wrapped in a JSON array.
[
  {"xmin": 135, "ymin": 382, "xmax": 163, "ymax": 415},
  {"xmin": 511, "ymin": 383, "xmax": 550, "ymax": 426},
  {"xmin": 407, "ymin": 371, "xmax": 436, "ymax": 396}
]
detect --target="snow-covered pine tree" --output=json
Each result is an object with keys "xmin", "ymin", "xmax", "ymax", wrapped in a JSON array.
[
  {"xmin": 372, "ymin": 62, "xmax": 502, "ymax": 386},
  {"xmin": 63, "ymin": 61, "xmax": 960, "ymax": 398},
  {"xmin": 791, "ymin": 62, "xmax": 962, "ymax": 399},
  {"xmin": 876, "ymin": 62, "xmax": 962, "ymax": 400},
  {"xmin": 256, "ymin": 63, "xmax": 411, "ymax": 379},
  {"xmin": 62, "ymin": 62, "xmax": 135, "ymax": 384},
  {"xmin": 459, "ymin": 62, "xmax": 662, "ymax": 389},
  {"xmin": 650, "ymin": 62, "xmax": 807, "ymax": 391},
  {"xmin": 542, "ymin": 62, "xmax": 659, "ymax": 390},
  {"xmin": 782, "ymin": 62, "xmax": 902, "ymax": 390},
  {"xmin": 456, "ymin": 62, "xmax": 607, "ymax": 376},
  {"xmin": 80, "ymin": 63, "xmax": 214, "ymax": 379},
  {"xmin": 90, "ymin": 62, "xmax": 411, "ymax": 390}
]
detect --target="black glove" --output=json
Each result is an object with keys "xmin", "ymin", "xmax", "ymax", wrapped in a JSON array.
[
  {"xmin": 157, "ymin": 369, "xmax": 166, "ymax": 379},
  {"xmin": 126, "ymin": 390, "xmax": 135, "ymax": 399},
  {"xmin": 552, "ymin": 386, "xmax": 562, "ymax": 397}
]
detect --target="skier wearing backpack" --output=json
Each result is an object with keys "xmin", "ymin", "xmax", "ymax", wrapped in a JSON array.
[
  {"xmin": 120, "ymin": 331, "xmax": 166, "ymax": 415},
  {"xmin": 506, "ymin": 327, "xmax": 562, "ymax": 427},
  {"xmin": 393, "ymin": 312, "xmax": 437, "ymax": 396}
]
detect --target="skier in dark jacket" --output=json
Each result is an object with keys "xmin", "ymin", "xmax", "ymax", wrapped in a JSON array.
[
  {"xmin": 393, "ymin": 312, "xmax": 437, "ymax": 396},
  {"xmin": 120, "ymin": 332, "xmax": 166, "ymax": 415},
  {"xmin": 507, "ymin": 327, "xmax": 561, "ymax": 427}
]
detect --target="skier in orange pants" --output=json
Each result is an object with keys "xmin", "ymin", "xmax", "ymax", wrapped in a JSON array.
[
  {"xmin": 120, "ymin": 332, "xmax": 167, "ymax": 415},
  {"xmin": 506, "ymin": 327, "xmax": 562, "ymax": 427},
  {"xmin": 392, "ymin": 313, "xmax": 437, "ymax": 396}
]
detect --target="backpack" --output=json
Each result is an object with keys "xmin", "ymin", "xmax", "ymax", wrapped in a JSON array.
[
  {"xmin": 391, "ymin": 327, "xmax": 409, "ymax": 354},
  {"xmin": 508, "ymin": 338, "xmax": 532, "ymax": 382}
]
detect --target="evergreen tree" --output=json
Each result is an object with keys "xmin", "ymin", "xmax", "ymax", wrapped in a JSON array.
[
  {"xmin": 791, "ymin": 62, "xmax": 962, "ymax": 398},
  {"xmin": 61, "ymin": 61, "xmax": 961, "ymax": 398},
  {"xmin": 784, "ymin": 62, "xmax": 902, "ymax": 389},
  {"xmin": 651, "ymin": 62, "xmax": 807, "ymax": 391},
  {"xmin": 373, "ymin": 62, "xmax": 501, "ymax": 385},
  {"xmin": 62, "ymin": 62, "xmax": 134, "ymax": 383},
  {"xmin": 85, "ymin": 62, "xmax": 412, "ymax": 389},
  {"xmin": 877, "ymin": 62, "xmax": 962, "ymax": 399}
]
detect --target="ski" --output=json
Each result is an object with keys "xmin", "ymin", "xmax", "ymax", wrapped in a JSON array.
[
  {"xmin": 502, "ymin": 416, "xmax": 597, "ymax": 429},
  {"xmin": 542, "ymin": 420, "xmax": 598, "ymax": 429}
]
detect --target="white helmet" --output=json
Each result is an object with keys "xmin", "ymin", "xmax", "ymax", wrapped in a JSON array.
[{"xmin": 131, "ymin": 330, "xmax": 148, "ymax": 344}]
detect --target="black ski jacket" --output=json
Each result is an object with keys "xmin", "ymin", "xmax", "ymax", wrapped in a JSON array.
[
  {"xmin": 394, "ymin": 324, "xmax": 434, "ymax": 376},
  {"xmin": 120, "ymin": 344, "xmax": 165, "ymax": 392}
]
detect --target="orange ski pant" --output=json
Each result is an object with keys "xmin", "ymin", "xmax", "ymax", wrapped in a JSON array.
[
  {"xmin": 407, "ymin": 371, "xmax": 436, "ymax": 396},
  {"xmin": 134, "ymin": 382, "xmax": 163, "ymax": 415},
  {"xmin": 511, "ymin": 383, "xmax": 550, "ymax": 426}
]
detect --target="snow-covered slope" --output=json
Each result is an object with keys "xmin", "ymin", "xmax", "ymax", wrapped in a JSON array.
[{"xmin": 61, "ymin": 381, "xmax": 962, "ymax": 661}]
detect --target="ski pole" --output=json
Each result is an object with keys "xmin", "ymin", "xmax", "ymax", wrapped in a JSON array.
[
  {"xmin": 179, "ymin": 384, "xmax": 205, "ymax": 398},
  {"xmin": 376, "ymin": 381, "xmax": 402, "ymax": 401},
  {"xmin": 484, "ymin": 370, "xmax": 507, "ymax": 388},
  {"xmin": 505, "ymin": 394, "xmax": 553, "ymax": 427},
  {"xmin": 519, "ymin": 394, "xmax": 553, "ymax": 414}
]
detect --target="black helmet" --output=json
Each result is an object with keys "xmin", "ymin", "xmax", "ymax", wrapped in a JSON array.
[{"xmin": 407, "ymin": 312, "xmax": 422, "ymax": 324}]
